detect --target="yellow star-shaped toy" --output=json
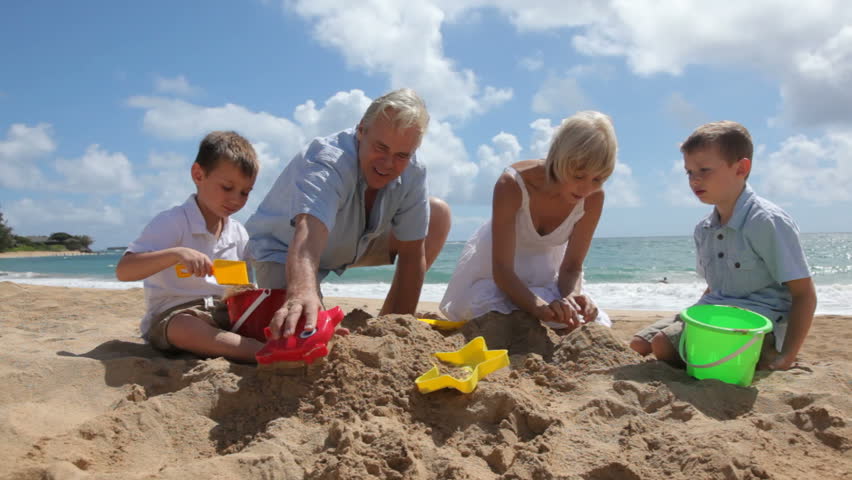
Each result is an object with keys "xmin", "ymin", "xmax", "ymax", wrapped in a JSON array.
[{"xmin": 415, "ymin": 336, "xmax": 509, "ymax": 394}]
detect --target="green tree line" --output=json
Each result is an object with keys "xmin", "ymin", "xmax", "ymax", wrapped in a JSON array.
[{"xmin": 0, "ymin": 211, "xmax": 93, "ymax": 253}]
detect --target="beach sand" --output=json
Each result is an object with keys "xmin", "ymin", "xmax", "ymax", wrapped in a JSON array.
[{"xmin": 0, "ymin": 281, "xmax": 849, "ymax": 479}]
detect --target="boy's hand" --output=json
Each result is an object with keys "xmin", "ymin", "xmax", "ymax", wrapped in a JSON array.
[
  {"xmin": 175, "ymin": 248, "xmax": 214, "ymax": 277},
  {"xmin": 268, "ymin": 290, "xmax": 323, "ymax": 339}
]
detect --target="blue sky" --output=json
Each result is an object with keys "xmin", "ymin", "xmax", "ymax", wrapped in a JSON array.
[{"xmin": 2, "ymin": 1, "xmax": 851, "ymax": 249}]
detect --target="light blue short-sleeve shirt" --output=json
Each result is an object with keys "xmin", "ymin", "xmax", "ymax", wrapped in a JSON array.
[
  {"xmin": 245, "ymin": 127, "xmax": 430, "ymax": 279},
  {"xmin": 693, "ymin": 184, "xmax": 811, "ymax": 348}
]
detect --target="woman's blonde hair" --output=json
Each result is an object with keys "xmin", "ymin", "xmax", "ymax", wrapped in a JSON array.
[{"xmin": 545, "ymin": 111, "xmax": 617, "ymax": 183}]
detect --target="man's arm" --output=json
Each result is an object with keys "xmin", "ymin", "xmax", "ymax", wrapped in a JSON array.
[
  {"xmin": 380, "ymin": 238, "xmax": 426, "ymax": 316},
  {"xmin": 770, "ymin": 277, "xmax": 817, "ymax": 370},
  {"xmin": 267, "ymin": 214, "xmax": 328, "ymax": 338}
]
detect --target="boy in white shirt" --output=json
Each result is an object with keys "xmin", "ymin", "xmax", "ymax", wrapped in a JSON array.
[{"xmin": 116, "ymin": 131, "xmax": 262, "ymax": 362}]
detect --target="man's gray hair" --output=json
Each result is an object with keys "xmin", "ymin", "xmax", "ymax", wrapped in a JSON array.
[{"xmin": 360, "ymin": 88, "xmax": 430, "ymax": 135}]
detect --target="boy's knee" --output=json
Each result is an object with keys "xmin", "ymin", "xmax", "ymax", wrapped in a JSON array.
[
  {"xmin": 651, "ymin": 332, "xmax": 675, "ymax": 360},
  {"xmin": 629, "ymin": 336, "xmax": 652, "ymax": 356}
]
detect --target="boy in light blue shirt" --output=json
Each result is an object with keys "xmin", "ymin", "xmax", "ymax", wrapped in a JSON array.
[{"xmin": 631, "ymin": 121, "xmax": 817, "ymax": 371}]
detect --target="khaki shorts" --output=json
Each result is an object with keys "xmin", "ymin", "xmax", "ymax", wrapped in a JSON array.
[
  {"xmin": 145, "ymin": 298, "xmax": 231, "ymax": 352},
  {"xmin": 633, "ymin": 315, "xmax": 684, "ymax": 347},
  {"xmin": 253, "ymin": 231, "xmax": 395, "ymax": 289},
  {"xmin": 348, "ymin": 231, "xmax": 396, "ymax": 268}
]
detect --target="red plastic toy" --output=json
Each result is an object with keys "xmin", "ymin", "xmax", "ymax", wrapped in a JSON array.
[
  {"xmin": 224, "ymin": 288, "xmax": 345, "ymax": 365},
  {"xmin": 225, "ymin": 288, "xmax": 288, "ymax": 342},
  {"xmin": 256, "ymin": 306, "xmax": 345, "ymax": 365}
]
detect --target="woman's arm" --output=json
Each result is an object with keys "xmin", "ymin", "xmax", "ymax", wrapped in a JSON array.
[{"xmin": 557, "ymin": 190, "xmax": 604, "ymax": 321}]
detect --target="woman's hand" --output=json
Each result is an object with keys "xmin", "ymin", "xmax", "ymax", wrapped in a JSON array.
[
  {"xmin": 532, "ymin": 298, "xmax": 583, "ymax": 331},
  {"xmin": 569, "ymin": 294, "xmax": 599, "ymax": 323}
]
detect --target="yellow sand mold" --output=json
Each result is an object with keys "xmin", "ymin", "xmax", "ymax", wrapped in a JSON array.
[
  {"xmin": 415, "ymin": 336, "xmax": 509, "ymax": 394},
  {"xmin": 417, "ymin": 318, "xmax": 467, "ymax": 330}
]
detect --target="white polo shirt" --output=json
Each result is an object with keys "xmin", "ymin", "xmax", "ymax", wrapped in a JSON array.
[{"xmin": 126, "ymin": 194, "xmax": 249, "ymax": 336}]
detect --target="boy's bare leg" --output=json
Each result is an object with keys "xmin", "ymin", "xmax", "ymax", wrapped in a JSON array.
[
  {"xmin": 629, "ymin": 336, "xmax": 653, "ymax": 355},
  {"xmin": 167, "ymin": 313, "xmax": 264, "ymax": 363},
  {"xmin": 651, "ymin": 332, "xmax": 684, "ymax": 366}
]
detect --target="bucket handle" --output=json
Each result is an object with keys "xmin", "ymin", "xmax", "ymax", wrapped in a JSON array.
[
  {"xmin": 678, "ymin": 330, "xmax": 762, "ymax": 369},
  {"xmin": 230, "ymin": 289, "xmax": 272, "ymax": 333}
]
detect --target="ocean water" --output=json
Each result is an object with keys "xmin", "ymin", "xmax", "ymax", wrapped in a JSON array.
[{"xmin": 2, "ymin": 233, "xmax": 850, "ymax": 314}]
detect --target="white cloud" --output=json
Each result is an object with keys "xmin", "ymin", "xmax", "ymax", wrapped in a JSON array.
[
  {"xmin": 781, "ymin": 26, "xmax": 852, "ymax": 126},
  {"xmin": 605, "ymin": 162, "xmax": 640, "ymax": 207},
  {"xmin": 475, "ymin": 131, "xmax": 521, "ymax": 201},
  {"xmin": 477, "ymin": 86, "xmax": 514, "ymax": 114},
  {"xmin": 529, "ymin": 118, "xmax": 556, "ymax": 158},
  {"xmin": 663, "ymin": 92, "xmax": 707, "ymax": 129},
  {"xmin": 0, "ymin": 123, "xmax": 55, "ymax": 189},
  {"xmin": 54, "ymin": 145, "xmax": 143, "ymax": 197},
  {"xmin": 148, "ymin": 151, "xmax": 189, "ymax": 169},
  {"xmin": 561, "ymin": 1, "xmax": 852, "ymax": 127},
  {"xmin": 126, "ymin": 96, "xmax": 304, "ymax": 160},
  {"xmin": 293, "ymin": 89, "xmax": 373, "ymax": 140},
  {"xmin": 440, "ymin": 1, "xmax": 852, "ymax": 127},
  {"xmin": 531, "ymin": 74, "xmax": 591, "ymax": 115},
  {"xmin": 417, "ymin": 120, "xmax": 479, "ymax": 201},
  {"xmin": 518, "ymin": 50, "xmax": 544, "ymax": 71},
  {"xmin": 127, "ymin": 90, "xmax": 380, "ymax": 165},
  {"xmin": 758, "ymin": 130, "xmax": 852, "ymax": 204},
  {"xmin": 4, "ymin": 197, "xmax": 125, "ymax": 237},
  {"xmin": 154, "ymin": 74, "xmax": 201, "ymax": 96},
  {"xmin": 284, "ymin": 0, "xmax": 512, "ymax": 120}
]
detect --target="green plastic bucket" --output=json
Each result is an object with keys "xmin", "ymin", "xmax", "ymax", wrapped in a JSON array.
[{"xmin": 679, "ymin": 305, "xmax": 773, "ymax": 386}]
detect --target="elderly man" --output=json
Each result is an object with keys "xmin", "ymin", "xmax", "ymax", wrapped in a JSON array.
[{"xmin": 246, "ymin": 88, "xmax": 451, "ymax": 338}]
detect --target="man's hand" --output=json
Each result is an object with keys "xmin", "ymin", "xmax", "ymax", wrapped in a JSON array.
[
  {"xmin": 175, "ymin": 247, "xmax": 213, "ymax": 277},
  {"xmin": 268, "ymin": 290, "xmax": 323, "ymax": 339}
]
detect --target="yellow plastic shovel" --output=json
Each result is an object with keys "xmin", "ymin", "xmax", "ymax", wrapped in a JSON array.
[{"xmin": 175, "ymin": 259, "xmax": 250, "ymax": 285}]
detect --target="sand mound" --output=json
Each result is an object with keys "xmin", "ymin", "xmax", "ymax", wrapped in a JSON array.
[{"xmin": 1, "ymin": 283, "xmax": 850, "ymax": 479}]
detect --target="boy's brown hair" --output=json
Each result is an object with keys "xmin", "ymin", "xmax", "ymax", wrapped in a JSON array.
[
  {"xmin": 680, "ymin": 120, "xmax": 753, "ymax": 165},
  {"xmin": 194, "ymin": 131, "xmax": 259, "ymax": 177}
]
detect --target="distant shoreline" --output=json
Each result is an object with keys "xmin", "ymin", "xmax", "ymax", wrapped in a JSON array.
[{"xmin": 0, "ymin": 251, "xmax": 97, "ymax": 259}]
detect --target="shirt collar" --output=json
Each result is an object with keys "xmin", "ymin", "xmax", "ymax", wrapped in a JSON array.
[
  {"xmin": 703, "ymin": 183, "xmax": 754, "ymax": 230},
  {"xmin": 182, "ymin": 194, "xmax": 229, "ymax": 236}
]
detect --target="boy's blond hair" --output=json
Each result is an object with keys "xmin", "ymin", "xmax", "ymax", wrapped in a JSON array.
[
  {"xmin": 195, "ymin": 131, "xmax": 259, "ymax": 178},
  {"xmin": 680, "ymin": 121, "xmax": 753, "ymax": 165},
  {"xmin": 546, "ymin": 110, "xmax": 618, "ymax": 183},
  {"xmin": 360, "ymin": 88, "xmax": 430, "ymax": 138}
]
